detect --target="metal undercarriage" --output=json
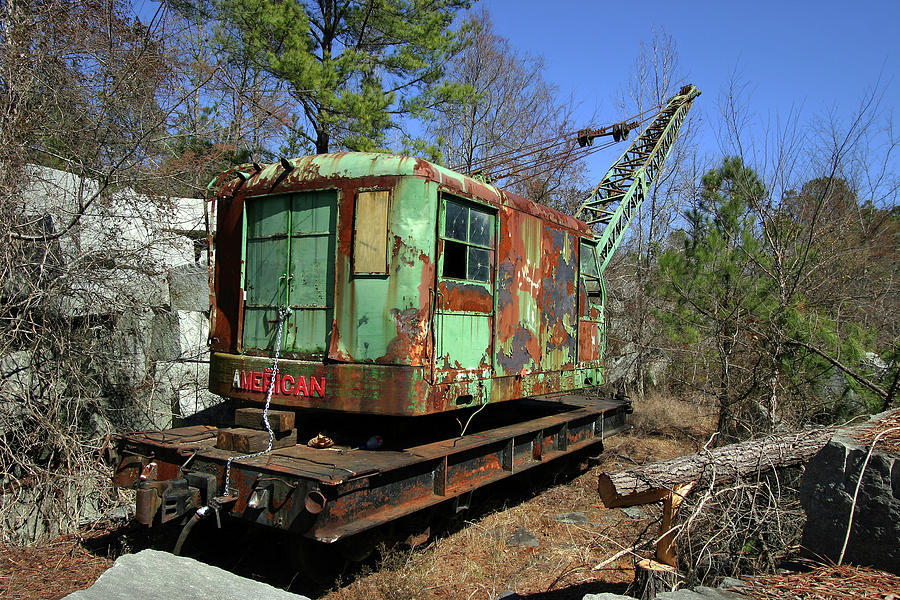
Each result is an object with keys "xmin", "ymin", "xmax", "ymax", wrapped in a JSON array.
[{"xmin": 112, "ymin": 393, "xmax": 630, "ymax": 544}]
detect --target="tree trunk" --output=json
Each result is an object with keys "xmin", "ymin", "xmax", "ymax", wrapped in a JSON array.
[
  {"xmin": 316, "ymin": 128, "xmax": 329, "ymax": 154},
  {"xmin": 633, "ymin": 559, "xmax": 679, "ymax": 600},
  {"xmin": 598, "ymin": 427, "xmax": 834, "ymax": 506}
]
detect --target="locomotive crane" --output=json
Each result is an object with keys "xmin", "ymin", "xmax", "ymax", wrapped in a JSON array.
[{"xmin": 109, "ymin": 84, "xmax": 700, "ymax": 568}]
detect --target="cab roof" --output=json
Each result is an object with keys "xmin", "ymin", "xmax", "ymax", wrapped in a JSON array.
[{"xmin": 211, "ymin": 152, "xmax": 593, "ymax": 236}]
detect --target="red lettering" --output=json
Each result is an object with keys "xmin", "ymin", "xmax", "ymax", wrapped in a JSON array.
[
  {"xmin": 237, "ymin": 370, "xmax": 325, "ymax": 397},
  {"xmin": 293, "ymin": 376, "xmax": 309, "ymax": 396}
]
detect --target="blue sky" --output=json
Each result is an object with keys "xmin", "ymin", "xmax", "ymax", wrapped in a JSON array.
[{"xmin": 480, "ymin": 0, "xmax": 899, "ymax": 190}]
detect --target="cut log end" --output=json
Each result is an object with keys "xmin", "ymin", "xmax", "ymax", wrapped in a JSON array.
[{"xmin": 633, "ymin": 558, "xmax": 679, "ymax": 600}]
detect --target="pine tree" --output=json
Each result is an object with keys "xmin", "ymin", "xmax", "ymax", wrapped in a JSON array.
[
  {"xmin": 189, "ymin": 0, "xmax": 472, "ymax": 154},
  {"xmin": 658, "ymin": 158, "xmax": 897, "ymax": 438},
  {"xmin": 658, "ymin": 157, "xmax": 769, "ymax": 437}
]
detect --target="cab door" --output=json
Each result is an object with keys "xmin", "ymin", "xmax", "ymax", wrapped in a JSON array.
[
  {"xmin": 577, "ymin": 240, "xmax": 605, "ymax": 379},
  {"xmin": 433, "ymin": 194, "xmax": 496, "ymax": 384},
  {"xmin": 242, "ymin": 190, "xmax": 337, "ymax": 358}
]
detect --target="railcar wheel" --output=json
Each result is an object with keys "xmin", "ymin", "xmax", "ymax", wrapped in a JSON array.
[
  {"xmin": 290, "ymin": 536, "xmax": 348, "ymax": 585},
  {"xmin": 338, "ymin": 530, "xmax": 380, "ymax": 562}
]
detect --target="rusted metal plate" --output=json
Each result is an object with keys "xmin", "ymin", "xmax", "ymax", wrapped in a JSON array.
[
  {"xmin": 495, "ymin": 209, "xmax": 542, "ymax": 377},
  {"xmin": 540, "ymin": 227, "xmax": 577, "ymax": 371},
  {"xmin": 112, "ymin": 454, "xmax": 143, "ymax": 488},
  {"xmin": 579, "ymin": 320, "xmax": 601, "ymax": 363}
]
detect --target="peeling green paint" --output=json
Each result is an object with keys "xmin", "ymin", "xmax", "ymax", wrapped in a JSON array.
[{"xmin": 208, "ymin": 152, "xmax": 610, "ymax": 416}]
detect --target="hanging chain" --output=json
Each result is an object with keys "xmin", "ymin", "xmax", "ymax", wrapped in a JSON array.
[{"xmin": 223, "ymin": 305, "xmax": 289, "ymax": 496}]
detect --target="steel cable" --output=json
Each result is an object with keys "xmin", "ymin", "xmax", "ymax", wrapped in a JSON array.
[
  {"xmin": 454, "ymin": 101, "xmax": 664, "ymax": 180},
  {"xmin": 223, "ymin": 306, "xmax": 290, "ymax": 496}
]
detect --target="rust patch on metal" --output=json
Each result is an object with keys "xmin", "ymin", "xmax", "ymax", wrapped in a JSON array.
[
  {"xmin": 380, "ymin": 307, "xmax": 429, "ymax": 365},
  {"xmin": 579, "ymin": 320, "xmax": 600, "ymax": 362},
  {"xmin": 541, "ymin": 227, "xmax": 577, "ymax": 370},
  {"xmin": 495, "ymin": 208, "xmax": 543, "ymax": 375},
  {"xmin": 437, "ymin": 280, "xmax": 493, "ymax": 313}
]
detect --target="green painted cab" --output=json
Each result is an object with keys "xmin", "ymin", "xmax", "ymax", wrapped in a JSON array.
[{"xmin": 207, "ymin": 153, "xmax": 605, "ymax": 415}]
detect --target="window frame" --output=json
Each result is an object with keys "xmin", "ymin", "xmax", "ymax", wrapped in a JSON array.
[
  {"xmin": 439, "ymin": 194, "xmax": 496, "ymax": 285},
  {"xmin": 579, "ymin": 240, "xmax": 605, "ymax": 309}
]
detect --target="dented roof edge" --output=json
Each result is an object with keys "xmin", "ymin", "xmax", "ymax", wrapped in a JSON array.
[{"xmin": 211, "ymin": 152, "xmax": 594, "ymax": 238}]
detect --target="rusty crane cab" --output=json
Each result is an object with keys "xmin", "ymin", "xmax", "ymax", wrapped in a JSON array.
[{"xmin": 206, "ymin": 153, "xmax": 606, "ymax": 416}]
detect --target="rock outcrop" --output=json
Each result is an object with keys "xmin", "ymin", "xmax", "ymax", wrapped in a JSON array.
[
  {"xmin": 1, "ymin": 166, "xmax": 223, "ymax": 541},
  {"xmin": 799, "ymin": 410, "xmax": 900, "ymax": 573}
]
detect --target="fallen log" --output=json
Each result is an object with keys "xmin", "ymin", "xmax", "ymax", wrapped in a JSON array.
[
  {"xmin": 597, "ymin": 427, "xmax": 836, "ymax": 569},
  {"xmin": 599, "ymin": 427, "xmax": 835, "ymax": 508}
]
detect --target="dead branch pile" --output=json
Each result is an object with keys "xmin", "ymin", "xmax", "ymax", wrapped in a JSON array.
[
  {"xmin": 736, "ymin": 564, "xmax": 900, "ymax": 600},
  {"xmin": 676, "ymin": 468, "xmax": 806, "ymax": 586}
]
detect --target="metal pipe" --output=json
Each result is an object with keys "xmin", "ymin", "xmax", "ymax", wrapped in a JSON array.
[{"xmin": 305, "ymin": 490, "xmax": 327, "ymax": 514}]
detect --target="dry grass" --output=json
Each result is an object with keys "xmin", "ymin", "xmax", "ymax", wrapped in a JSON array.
[
  {"xmin": 325, "ymin": 458, "xmax": 642, "ymax": 600},
  {"xmin": 629, "ymin": 391, "xmax": 717, "ymax": 446}
]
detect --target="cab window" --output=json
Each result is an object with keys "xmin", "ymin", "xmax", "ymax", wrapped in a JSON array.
[
  {"xmin": 579, "ymin": 241, "xmax": 603, "ymax": 307},
  {"xmin": 441, "ymin": 197, "xmax": 494, "ymax": 283}
]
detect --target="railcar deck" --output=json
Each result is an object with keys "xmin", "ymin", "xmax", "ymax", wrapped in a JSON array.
[{"xmin": 113, "ymin": 393, "xmax": 630, "ymax": 543}]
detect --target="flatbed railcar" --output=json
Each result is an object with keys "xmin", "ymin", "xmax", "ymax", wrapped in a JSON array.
[{"xmin": 110, "ymin": 152, "xmax": 627, "ymax": 550}]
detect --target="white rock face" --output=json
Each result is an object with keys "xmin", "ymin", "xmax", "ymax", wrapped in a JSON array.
[
  {"xmin": 170, "ymin": 263, "xmax": 209, "ymax": 312},
  {"xmin": 2, "ymin": 166, "xmax": 223, "ymax": 541},
  {"xmin": 16, "ymin": 165, "xmax": 222, "ymax": 428},
  {"xmin": 0, "ymin": 351, "xmax": 33, "ymax": 435},
  {"xmin": 0, "ymin": 350, "xmax": 37, "ymax": 399},
  {"xmin": 177, "ymin": 310, "xmax": 210, "ymax": 360},
  {"xmin": 109, "ymin": 309, "xmax": 155, "ymax": 387}
]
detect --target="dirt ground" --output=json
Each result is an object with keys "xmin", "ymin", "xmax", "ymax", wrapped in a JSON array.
[
  {"xmin": 0, "ymin": 530, "xmax": 114, "ymax": 600},
  {"xmin": 323, "ymin": 433, "xmax": 692, "ymax": 600},
  {"xmin": 0, "ymin": 396, "xmax": 715, "ymax": 600}
]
